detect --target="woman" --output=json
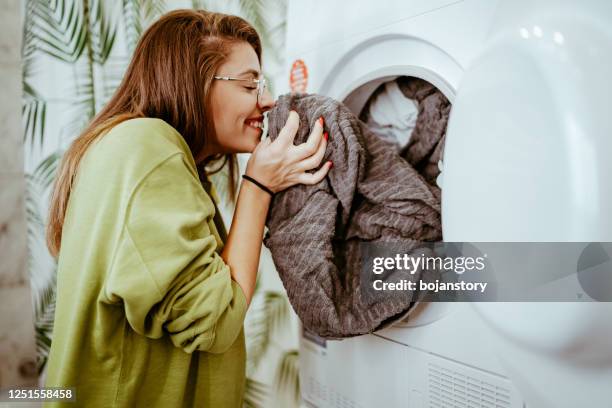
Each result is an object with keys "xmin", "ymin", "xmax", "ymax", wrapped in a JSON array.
[{"xmin": 44, "ymin": 9, "xmax": 331, "ymax": 407}]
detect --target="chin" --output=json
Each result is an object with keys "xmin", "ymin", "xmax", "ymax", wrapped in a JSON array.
[
  {"xmin": 229, "ymin": 141, "xmax": 257, "ymax": 154},
  {"xmin": 246, "ymin": 139, "xmax": 259, "ymax": 152},
  {"xmin": 245, "ymin": 134, "xmax": 262, "ymax": 151},
  {"xmin": 222, "ymin": 137, "xmax": 259, "ymax": 155}
]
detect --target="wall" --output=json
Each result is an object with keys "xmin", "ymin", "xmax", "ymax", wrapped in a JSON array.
[{"xmin": 0, "ymin": 0, "xmax": 38, "ymax": 392}]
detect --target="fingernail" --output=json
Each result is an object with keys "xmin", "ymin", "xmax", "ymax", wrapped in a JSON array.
[
  {"xmin": 318, "ymin": 117, "xmax": 324, "ymax": 126},
  {"xmin": 324, "ymin": 132, "xmax": 328, "ymax": 141},
  {"xmin": 329, "ymin": 161, "xmax": 333, "ymax": 168}
]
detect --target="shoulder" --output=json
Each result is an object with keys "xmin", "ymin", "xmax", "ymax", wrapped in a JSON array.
[
  {"xmin": 84, "ymin": 117, "xmax": 199, "ymax": 181},
  {"xmin": 75, "ymin": 118, "xmax": 201, "ymax": 201},
  {"xmin": 102, "ymin": 117, "xmax": 192, "ymax": 162}
]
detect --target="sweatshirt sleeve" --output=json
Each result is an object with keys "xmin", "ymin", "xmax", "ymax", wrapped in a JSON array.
[{"xmin": 104, "ymin": 152, "xmax": 247, "ymax": 354}]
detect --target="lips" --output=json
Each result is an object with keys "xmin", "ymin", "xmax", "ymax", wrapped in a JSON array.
[{"xmin": 245, "ymin": 116, "xmax": 264, "ymax": 129}]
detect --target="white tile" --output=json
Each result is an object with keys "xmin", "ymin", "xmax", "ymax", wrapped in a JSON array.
[
  {"xmin": 0, "ymin": 60, "xmax": 24, "ymax": 173},
  {"xmin": 0, "ymin": 175, "xmax": 28, "ymax": 287}
]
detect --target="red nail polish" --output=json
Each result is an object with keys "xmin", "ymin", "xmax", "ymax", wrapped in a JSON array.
[
  {"xmin": 318, "ymin": 117, "xmax": 324, "ymax": 126},
  {"xmin": 324, "ymin": 132, "xmax": 328, "ymax": 141},
  {"xmin": 329, "ymin": 161, "xmax": 333, "ymax": 168}
]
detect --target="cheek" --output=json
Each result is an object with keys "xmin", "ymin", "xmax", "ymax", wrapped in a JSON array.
[
  {"xmin": 211, "ymin": 90, "xmax": 258, "ymax": 150},
  {"xmin": 234, "ymin": 95, "xmax": 256, "ymax": 121},
  {"xmin": 212, "ymin": 95, "xmax": 239, "ymax": 138},
  {"xmin": 219, "ymin": 96, "xmax": 251, "ymax": 125},
  {"xmin": 232, "ymin": 100, "xmax": 258, "ymax": 135}
]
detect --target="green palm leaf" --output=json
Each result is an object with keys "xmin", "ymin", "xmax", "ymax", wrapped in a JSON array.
[
  {"xmin": 23, "ymin": 0, "xmax": 47, "ymax": 149},
  {"xmin": 191, "ymin": 0, "xmax": 207, "ymax": 9},
  {"xmin": 142, "ymin": 0, "xmax": 167, "ymax": 28},
  {"xmin": 240, "ymin": 0, "xmax": 285, "ymax": 72},
  {"xmin": 273, "ymin": 349, "xmax": 300, "ymax": 406},
  {"xmin": 59, "ymin": 60, "xmax": 95, "ymax": 141},
  {"xmin": 25, "ymin": 151, "xmax": 61, "ymax": 283},
  {"xmin": 79, "ymin": 0, "xmax": 119, "ymax": 115},
  {"xmin": 23, "ymin": 0, "xmax": 38, "ymax": 64},
  {"xmin": 34, "ymin": 272, "xmax": 57, "ymax": 374},
  {"xmin": 24, "ymin": 174, "xmax": 46, "ymax": 263},
  {"xmin": 52, "ymin": 0, "xmax": 119, "ymax": 141},
  {"xmin": 245, "ymin": 291, "xmax": 289, "ymax": 375},
  {"xmin": 122, "ymin": 0, "xmax": 166, "ymax": 53},
  {"xmin": 29, "ymin": 0, "xmax": 88, "ymax": 63},
  {"xmin": 26, "ymin": 150, "xmax": 62, "ymax": 283},
  {"xmin": 239, "ymin": 0, "xmax": 276, "ymax": 63},
  {"xmin": 101, "ymin": 55, "xmax": 130, "ymax": 104},
  {"xmin": 22, "ymin": 88, "xmax": 47, "ymax": 150},
  {"xmin": 238, "ymin": 0, "xmax": 266, "ymax": 39},
  {"xmin": 243, "ymin": 378, "xmax": 269, "ymax": 408},
  {"xmin": 87, "ymin": 0, "xmax": 118, "ymax": 64},
  {"xmin": 25, "ymin": 152, "xmax": 63, "ymax": 374},
  {"xmin": 122, "ymin": 0, "xmax": 143, "ymax": 52},
  {"xmin": 33, "ymin": 151, "xmax": 63, "ymax": 190}
]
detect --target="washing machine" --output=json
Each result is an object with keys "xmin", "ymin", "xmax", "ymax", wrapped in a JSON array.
[{"xmin": 281, "ymin": 0, "xmax": 612, "ymax": 407}]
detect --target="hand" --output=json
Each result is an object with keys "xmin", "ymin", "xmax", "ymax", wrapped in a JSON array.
[{"xmin": 245, "ymin": 111, "xmax": 332, "ymax": 193}]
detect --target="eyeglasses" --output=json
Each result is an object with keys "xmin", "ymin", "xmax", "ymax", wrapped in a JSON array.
[{"xmin": 213, "ymin": 75, "xmax": 267, "ymax": 104}]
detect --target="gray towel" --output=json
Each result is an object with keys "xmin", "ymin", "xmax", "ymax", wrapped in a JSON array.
[
  {"xmin": 396, "ymin": 77, "xmax": 451, "ymax": 186},
  {"xmin": 264, "ymin": 93, "xmax": 442, "ymax": 338}
]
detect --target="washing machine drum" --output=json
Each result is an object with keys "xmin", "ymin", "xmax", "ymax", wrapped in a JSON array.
[
  {"xmin": 362, "ymin": 76, "xmax": 451, "ymax": 187},
  {"xmin": 262, "ymin": 92, "xmax": 443, "ymax": 338}
]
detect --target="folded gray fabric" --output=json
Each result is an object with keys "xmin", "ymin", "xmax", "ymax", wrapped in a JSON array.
[
  {"xmin": 263, "ymin": 93, "xmax": 442, "ymax": 338},
  {"xmin": 396, "ymin": 77, "xmax": 451, "ymax": 187}
]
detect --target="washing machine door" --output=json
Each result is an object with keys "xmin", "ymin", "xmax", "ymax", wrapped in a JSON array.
[{"xmin": 442, "ymin": 0, "xmax": 612, "ymax": 407}]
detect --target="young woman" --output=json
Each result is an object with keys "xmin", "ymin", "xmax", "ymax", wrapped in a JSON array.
[{"xmin": 44, "ymin": 9, "xmax": 331, "ymax": 407}]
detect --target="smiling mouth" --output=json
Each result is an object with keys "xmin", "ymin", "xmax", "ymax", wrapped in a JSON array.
[{"xmin": 245, "ymin": 119, "xmax": 264, "ymax": 130}]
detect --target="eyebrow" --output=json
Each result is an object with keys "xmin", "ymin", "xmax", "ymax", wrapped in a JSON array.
[{"xmin": 237, "ymin": 69, "xmax": 261, "ymax": 77}]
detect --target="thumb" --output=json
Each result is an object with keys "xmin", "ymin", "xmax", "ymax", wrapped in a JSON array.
[{"xmin": 274, "ymin": 110, "xmax": 300, "ymax": 146}]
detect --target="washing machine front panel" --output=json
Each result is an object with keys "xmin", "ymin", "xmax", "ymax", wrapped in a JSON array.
[
  {"xmin": 299, "ymin": 327, "xmax": 525, "ymax": 408},
  {"xmin": 283, "ymin": 0, "xmax": 500, "ymax": 96},
  {"xmin": 287, "ymin": 0, "xmax": 465, "ymax": 56}
]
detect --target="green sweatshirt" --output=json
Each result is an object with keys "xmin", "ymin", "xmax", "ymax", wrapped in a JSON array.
[{"xmin": 44, "ymin": 118, "xmax": 247, "ymax": 407}]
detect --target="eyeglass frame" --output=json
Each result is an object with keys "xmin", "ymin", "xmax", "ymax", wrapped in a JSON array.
[{"xmin": 213, "ymin": 75, "xmax": 267, "ymax": 104}]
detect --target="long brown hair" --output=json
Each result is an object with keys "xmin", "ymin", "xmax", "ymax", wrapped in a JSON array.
[{"xmin": 46, "ymin": 9, "xmax": 262, "ymax": 258}]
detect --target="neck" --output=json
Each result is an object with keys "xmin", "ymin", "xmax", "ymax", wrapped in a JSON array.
[{"xmin": 196, "ymin": 143, "xmax": 220, "ymax": 164}]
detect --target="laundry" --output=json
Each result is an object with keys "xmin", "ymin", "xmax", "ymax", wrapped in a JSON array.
[
  {"xmin": 264, "ymin": 93, "xmax": 443, "ymax": 339},
  {"xmin": 396, "ymin": 77, "xmax": 451, "ymax": 188},
  {"xmin": 360, "ymin": 80, "xmax": 419, "ymax": 152}
]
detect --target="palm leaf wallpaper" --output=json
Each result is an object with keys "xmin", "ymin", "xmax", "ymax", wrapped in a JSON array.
[{"xmin": 22, "ymin": 0, "xmax": 299, "ymax": 406}]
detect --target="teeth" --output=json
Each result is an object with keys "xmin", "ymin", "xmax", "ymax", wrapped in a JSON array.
[{"xmin": 247, "ymin": 120, "xmax": 263, "ymax": 129}]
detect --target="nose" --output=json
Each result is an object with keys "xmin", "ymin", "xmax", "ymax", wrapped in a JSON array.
[{"xmin": 258, "ymin": 87, "xmax": 276, "ymax": 111}]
